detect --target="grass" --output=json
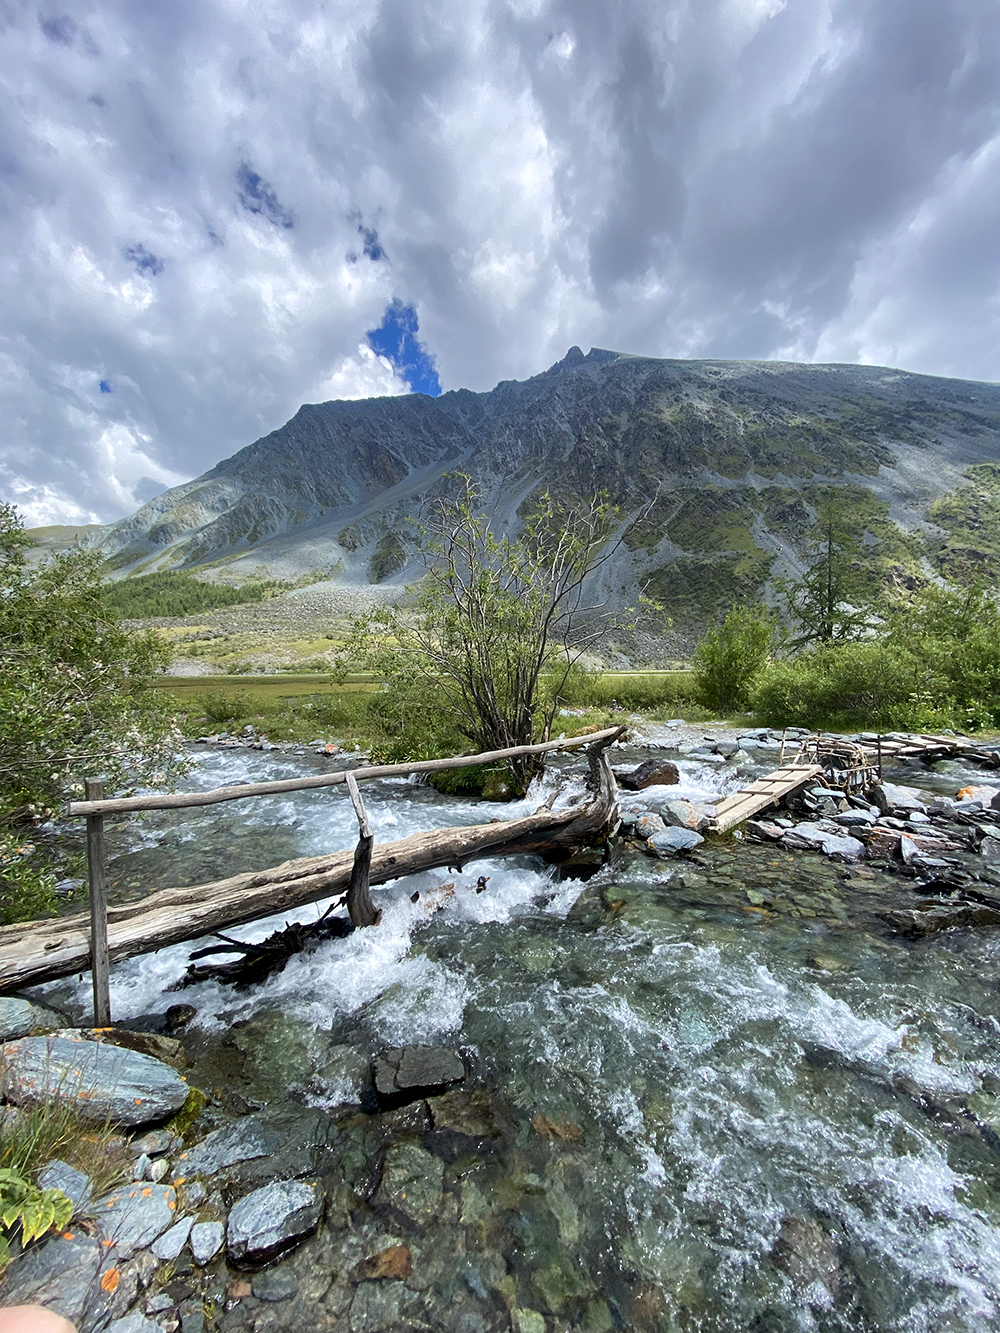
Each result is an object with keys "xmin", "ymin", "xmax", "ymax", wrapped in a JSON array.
[{"xmin": 0, "ymin": 1097, "xmax": 131, "ymax": 1199}]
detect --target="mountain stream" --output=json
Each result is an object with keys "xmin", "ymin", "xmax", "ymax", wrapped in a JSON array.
[{"xmin": 35, "ymin": 731, "xmax": 1000, "ymax": 1332}]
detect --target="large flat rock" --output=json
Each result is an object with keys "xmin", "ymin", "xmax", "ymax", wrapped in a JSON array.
[
  {"xmin": 373, "ymin": 1046, "xmax": 465, "ymax": 1100},
  {"xmin": 94, "ymin": 1182, "xmax": 180, "ymax": 1258},
  {"xmin": 0, "ymin": 1033, "xmax": 189, "ymax": 1126}
]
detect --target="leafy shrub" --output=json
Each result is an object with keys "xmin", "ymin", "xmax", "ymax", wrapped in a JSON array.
[
  {"xmin": 552, "ymin": 667, "xmax": 695, "ymax": 712},
  {"xmin": 0, "ymin": 837, "xmax": 58, "ymax": 924},
  {"xmin": 752, "ymin": 641, "xmax": 936, "ymax": 731},
  {"xmin": 0, "ymin": 1168, "xmax": 73, "ymax": 1273},
  {"xmin": 693, "ymin": 606, "xmax": 774, "ymax": 711},
  {"xmin": 197, "ymin": 690, "xmax": 255, "ymax": 727}
]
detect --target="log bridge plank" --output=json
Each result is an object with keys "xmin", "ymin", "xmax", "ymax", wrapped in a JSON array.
[{"xmin": 709, "ymin": 765, "xmax": 824, "ymax": 834}]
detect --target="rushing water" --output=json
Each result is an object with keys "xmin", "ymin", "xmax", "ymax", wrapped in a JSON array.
[{"xmin": 36, "ymin": 737, "xmax": 1000, "ymax": 1331}]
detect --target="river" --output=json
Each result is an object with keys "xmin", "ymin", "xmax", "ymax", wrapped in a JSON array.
[{"xmin": 36, "ymin": 731, "xmax": 1000, "ymax": 1332}]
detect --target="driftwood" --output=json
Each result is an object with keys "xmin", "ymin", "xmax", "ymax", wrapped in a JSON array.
[{"xmin": 0, "ymin": 735, "xmax": 622, "ymax": 993}]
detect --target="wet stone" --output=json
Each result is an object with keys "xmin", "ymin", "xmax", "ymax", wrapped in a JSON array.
[
  {"xmin": 634, "ymin": 812, "xmax": 667, "ymax": 838},
  {"xmin": 373, "ymin": 1045, "xmax": 465, "ymax": 1100},
  {"xmin": 176, "ymin": 1107, "xmax": 339, "ymax": 1187},
  {"xmin": 377, "ymin": 1142, "xmax": 444, "ymax": 1226},
  {"xmin": 771, "ymin": 1216, "xmax": 841, "ymax": 1295},
  {"xmin": 350, "ymin": 1280, "xmax": 403, "ymax": 1332},
  {"xmin": 617, "ymin": 758, "xmax": 681, "ymax": 790},
  {"xmin": 252, "ymin": 1266, "xmax": 299, "ymax": 1301},
  {"xmin": 0, "ymin": 995, "xmax": 65, "ymax": 1040},
  {"xmin": 648, "ymin": 827, "xmax": 704, "ymax": 856},
  {"xmin": 0, "ymin": 1034, "xmax": 189, "ymax": 1126},
  {"xmin": 95, "ymin": 1182, "xmax": 179, "ymax": 1258},
  {"xmin": 226, "ymin": 1180, "xmax": 323, "ymax": 1264},
  {"xmin": 107, "ymin": 1315, "xmax": 163, "ymax": 1333}
]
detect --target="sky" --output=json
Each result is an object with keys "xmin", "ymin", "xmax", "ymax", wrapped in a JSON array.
[{"xmin": 2, "ymin": 0, "xmax": 1000, "ymax": 526}]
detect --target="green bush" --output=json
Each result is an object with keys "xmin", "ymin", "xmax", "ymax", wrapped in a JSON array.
[
  {"xmin": 552, "ymin": 668, "xmax": 695, "ymax": 712},
  {"xmin": 197, "ymin": 690, "xmax": 256, "ymax": 727},
  {"xmin": 693, "ymin": 606, "xmax": 774, "ymax": 711},
  {"xmin": 0, "ymin": 1168, "xmax": 73, "ymax": 1274},
  {"xmin": 0, "ymin": 837, "xmax": 58, "ymax": 925},
  {"xmin": 752, "ymin": 641, "xmax": 937, "ymax": 731}
]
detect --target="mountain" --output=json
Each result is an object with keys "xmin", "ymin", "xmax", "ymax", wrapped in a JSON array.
[{"xmin": 93, "ymin": 347, "xmax": 1000, "ymax": 631}]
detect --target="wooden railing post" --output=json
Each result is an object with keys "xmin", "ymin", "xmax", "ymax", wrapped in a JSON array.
[
  {"xmin": 85, "ymin": 778, "xmax": 111, "ymax": 1025},
  {"xmin": 345, "ymin": 772, "xmax": 380, "ymax": 928}
]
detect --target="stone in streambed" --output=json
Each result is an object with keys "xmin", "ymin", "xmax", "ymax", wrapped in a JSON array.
[
  {"xmin": 661, "ymin": 799, "xmax": 710, "ymax": 832},
  {"xmin": 175, "ymin": 1106, "xmax": 340, "ymax": 1188},
  {"xmin": 771, "ymin": 1216, "xmax": 841, "ymax": 1296},
  {"xmin": 0, "ymin": 1034, "xmax": 189, "ymax": 1126},
  {"xmin": 615, "ymin": 759, "xmax": 680, "ymax": 791},
  {"xmin": 107, "ymin": 1316, "xmax": 164, "ymax": 1333},
  {"xmin": 870, "ymin": 782, "xmax": 928, "ymax": 816},
  {"xmin": 373, "ymin": 1046, "xmax": 465, "ymax": 1100},
  {"xmin": 634, "ymin": 813, "xmax": 666, "ymax": 839},
  {"xmin": 226, "ymin": 1179, "xmax": 323, "ymax": 1264},
  {"xmin": 647, "ymin": 827, "xmax": 704, "ymax": 857},
  {"xmin": 0, "ymin": 995, "xmax": 66, "ymax": 1040},
  {"xmin": 376, "ymin": 1142, "xmax": 443, "ymax": 1226},
  {"xmin": 252, "ymin": 1266, "xmax": 299, "ymax": 1301},
  {"xmin": 152, "ymin": 1214, "xmax": 194, "ymax": 1261}
]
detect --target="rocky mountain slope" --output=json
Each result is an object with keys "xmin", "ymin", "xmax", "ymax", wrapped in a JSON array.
[{"xmin": 92, "ymin": 347, "xmax": 1000, "ymax": 633}]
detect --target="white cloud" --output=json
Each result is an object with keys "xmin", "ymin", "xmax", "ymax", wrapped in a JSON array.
[{"xmin": 1, "ymin": 0, "xmax": 999, "ymax": 524}]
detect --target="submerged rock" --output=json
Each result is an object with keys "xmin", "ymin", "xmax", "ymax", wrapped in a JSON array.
[
  {"xmin": 376, "ymin": 1142, "xmax": 444, "ymax": 1226},
  {"xmin": 771, "ymin": 1216, "xmax": 841, "ymax": 1295},
  {"xmin": 0, "ymin": 1034, "xmax": 189, "ymax": 1126},
  {"xmin": 226, "ymin": 1179, "xmax": 323, "ymax": 1263}
]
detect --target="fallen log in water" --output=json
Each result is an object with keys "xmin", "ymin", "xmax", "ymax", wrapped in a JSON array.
[{"xmin": 0, "ymin": 739, "xmax": 620, "ymax": 993}]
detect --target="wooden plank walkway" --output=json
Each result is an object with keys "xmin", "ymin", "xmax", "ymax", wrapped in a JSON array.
[{"xmin": 709, "ymin": 764, "xmax": 824, "ymax": 834}]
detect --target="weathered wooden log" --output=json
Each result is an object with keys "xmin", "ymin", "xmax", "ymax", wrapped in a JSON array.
[
  {"xmin": 345, "ymin": 772, "xmax": 379, "ymax": 928},
  {"xmin": 67, "ymin": 726, "xmax": 626, "ymax": 818},
  {"xmin": 0, "ymin": 738, "xmax": 620, "ymax": 992}
]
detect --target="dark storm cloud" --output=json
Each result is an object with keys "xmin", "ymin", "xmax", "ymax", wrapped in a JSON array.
[{"xmin": 2, "ymin": 0, "xmax": 999, "ymax": 524}]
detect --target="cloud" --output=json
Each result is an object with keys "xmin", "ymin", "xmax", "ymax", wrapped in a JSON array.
[{"xmin": 1, "ymin": 0, "xmax": 999, "ymax": 524}]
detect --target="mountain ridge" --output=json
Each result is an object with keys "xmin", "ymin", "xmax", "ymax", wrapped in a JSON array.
[{"xmin": 87, "ymin": 348, "xmax": 1000, "ymax": 632}]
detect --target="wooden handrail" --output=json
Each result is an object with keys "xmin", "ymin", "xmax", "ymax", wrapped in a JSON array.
[{"xmin": 66, "ymin": 726, "xmax": 627, "ymax": 818}]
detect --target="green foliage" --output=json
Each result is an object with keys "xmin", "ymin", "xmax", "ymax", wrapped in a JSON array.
[
  {"xmin": 368, "ymin": 532, "xmax": 406, "ymax": 583},
  {"xmin": 774, "ymin": 490, "xmax": 883, "ymax": 646},
  {"xmin": 752, "ymin": 641, "xmax": 934, "ymax": 731},
  {"xmin": 0, "ymin": 836, "xmax": 58, "ymax": 924},
  {"xmin": 340, "ymin": 478, "xmax": 633, "ymax": 794},
  {"xmin": 928, "ymin": 463, "xmax": 1000, "ymax": 584},
  {"xmin": 0, "ymin": 504, "xmax": 189, "ymax": 920},
  {"xmin": 100, "ymin": 571, "xmax": 288, "ymax": 619},
  {"xmin": 553, "ymin": 668, "xmax": 695, "ymax": 713},
  {"xmin": 0, "ymin": 1168, "xmax": 73, "ymax": 1248},
  {"xmin": 196, "ymin": 690, "xmax": 257, "ymax": 727},
  {"xmin": 693, "ymin": 606, "xmax": 775, "ymax": 711}
]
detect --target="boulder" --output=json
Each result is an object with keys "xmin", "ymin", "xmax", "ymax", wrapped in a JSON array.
[
  {"xmin": 226, "ymin": 1179, "xmax": 323, "ymax": 1264},
  {"xmin": 746, "ymin": 820, "xmax": 784, "ymax": 841},
  {"xmin": 647, "ymin": 827, "xmax": 704, "ymax": 857},
  {"xmin": 373, "ymin": 1046, "xmax": 465, "ymax": 1101},
  {"xmin": 0, "ymin": 995, "xmax": 65, "ymax": 1041},
  {"xmin": 820, "ymin": 834, "xmax": 865, "ymax": 863},
  {"xmin": 616, "ymin": 759, "xmax": 680, "ymax": 791},
  {"xmin": 869, "ymin": 782, "xmax": 928, "ymax": 816},
  {"xmin": 781, "ymin": 823, "xmax": 829, "ymax": 851},
  {"xmin": 94, "ymin": 1182, "xmax": 180, "ymax": 1258},
  {"xmin": 833, "ymin": 810, "xmax": 876, "ymax": 828},
  {"xmin": 376, "ymin": 1142, "xmax": 444, "ymax": 1226},
  {"xmin": 175, "ymin": 1107, "xmax": 340, "ymax": 1187},
  {"xmin": 0, "ymin": 1034, "xmax": 189, "ymax": 1126},
  {"xmin": 661, "ymin": 800, "xmax": 710, "ymax": 832}
]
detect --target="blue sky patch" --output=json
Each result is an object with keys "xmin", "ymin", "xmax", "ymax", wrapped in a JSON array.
[
  {"xmin": 99, "ymin": 379, "xmax": 112, "ymax": 393},
  {"xmin": 359, "ymin": 224, "xmax": 384, "ymax": 261},
  {"xmin": 236, "ymin": 163, "xmax": 294, "ymax": 228},
  {"xmin": 123, "ymin": 244, "xmax": 164, "ymax": 276},
  {"xmin": 367, "ymin": 300, "xmax": 441, "ymax": 396}
]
